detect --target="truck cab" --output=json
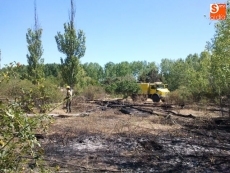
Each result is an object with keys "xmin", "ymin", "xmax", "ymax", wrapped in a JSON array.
[{"xmin": 149, "ymin": 82, "xmax": 170, "ymax": 102}]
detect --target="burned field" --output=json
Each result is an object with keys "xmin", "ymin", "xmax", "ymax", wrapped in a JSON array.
[{"xmin": 40, "ymin": 100, "xmax": 230, "ymax": 172}]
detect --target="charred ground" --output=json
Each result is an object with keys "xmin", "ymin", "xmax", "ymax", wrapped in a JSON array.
[{"xmin": 39, "ymin": 98, "xmax": 230, "ymax": 172}]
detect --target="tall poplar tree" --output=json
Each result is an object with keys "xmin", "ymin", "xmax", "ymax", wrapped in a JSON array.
[
  {"xmin": 26, "ymin": 0, "xmax": 44, "ymax": 85},
  {"xmin": 55, "ymin": 0, "xmax": 86, "ymax": 87}
]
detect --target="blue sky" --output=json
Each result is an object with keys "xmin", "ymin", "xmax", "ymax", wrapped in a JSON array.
[{"xmin": 0, "ymin": 0, "xmax": 224, "ymax": 67}]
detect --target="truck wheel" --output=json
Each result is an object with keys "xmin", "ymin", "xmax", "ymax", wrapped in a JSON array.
[{"xmin": 152, "ymin": 94, "xmax": 160, "ymax": 102}]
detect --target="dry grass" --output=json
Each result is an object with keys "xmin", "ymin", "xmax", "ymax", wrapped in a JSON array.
[
  {"xmin": 47, "ymin": 104, "xmax": 181, "ymax": 139},
  {"xmin": 47, "ymin": 100, "xmax": 226, "ymax": 140}
]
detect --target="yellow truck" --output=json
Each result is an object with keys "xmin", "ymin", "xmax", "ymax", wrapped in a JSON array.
[{"xmin": 136, "ymin": 82, "xmax": 170, "ymax": 102}]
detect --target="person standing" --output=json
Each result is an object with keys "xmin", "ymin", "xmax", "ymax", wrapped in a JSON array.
[{"xmin": 64, "ymin": 86, "xmax": 73, "ymax": 113}]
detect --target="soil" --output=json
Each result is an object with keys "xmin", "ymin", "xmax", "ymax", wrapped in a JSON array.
[{"xmin": 38, "ymin": 99, "xmax": 230, "ymax": 172}]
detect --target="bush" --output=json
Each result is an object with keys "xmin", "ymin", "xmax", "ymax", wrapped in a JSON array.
[
  {"xmin": 0, "ymin": 78, "xmax": 63, "ymax": 113},
  {"xmin": 0, "ymin": 79, "xmax": 31, "ymax": 98},
  {"xmin": 167, "ymin": 86, "xmax": 193, "ymax": 105},
  {"xmin": 0, "ymin": 102, "xmax": 51, "ymax": 172},
  {"xmin": 115, "ymin": 79, "xmax": 140, "ymax": 98},
  {"xmin": 103, "ymin": 76, "xmax": 140, "ymax": 98},
  {"xmin": 82, "ymin": 85, "xmax": 106, "ymax": 100},
  {"xmin": 0, "ymin": 63, "xmax": 51, "ymax": 172}
]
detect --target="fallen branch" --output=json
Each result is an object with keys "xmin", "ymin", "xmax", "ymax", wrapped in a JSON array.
[
  {"xmin": 129, "ymin": 106, "xmax": 154, "ymax": 114},
  {"xmin": 166, "ymin": 110, "xmax": 196, "ymax": 119}
]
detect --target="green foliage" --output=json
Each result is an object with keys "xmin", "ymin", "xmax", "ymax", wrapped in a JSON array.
[
  {"xmin": 160, "ymin": 58, "xmax": 186, "ymax": 91},
  {"xmin": 45, "ymin": 75, "xmax": 62, "ymax": 86},
  {"xmin": 60, "ymin": 56, "xmax": 79, "ymax": 87},
  {"xmin": 115, "ymin": 77, "xmax": 140, "ymax": 98},
  {"xmin": 43, "ymin": 63, "xmax": 60, "ymax": 78},
  {"xmin": 130, "ymin": 61, "xmax": 147, "ymax": 79},
  {"xmin": 55, "ymin": 21, "xmax": 86, "ymax": 87},
  {"xmin": 23, "ymin": 81, "xmax": 62, "ymax": 113},
  {"xmin": 0, "ymin": 63, "xmax": 51, "ymax": 172},
  {"xmin": 104, "ymin": 62, "xmax": 116, "ymax": 78},
  {"xmin": 83, "ymin": 62, "xmax": 104, "ymax": 84},
  {"xmin": 0, "ymin": 62, "xmax": 63, "ymax": 113},
  {"xmin": 103, "ymin": 75, "xmax": 140, "ymax": 98},
  {"xmin": 103, "ymin": 61, "xmax": 161, "ymax": 83},
  {"xmin": 208, "ymin": 6, "xmax": 230, "ymax": 97},
  {"xmin": 0, "ymin": 102, "xmax": 50, "ymax": 172},
  {"xmin": 102, "ymin": 61, "xmax": 165, "ymax": 97},
  {"xmin": 72, "ymin": 63, "xmax": 89, "ymax": 93},
  {"xmin": 185, "ymin": 52, "xmax": 211, "ymax": 100},
  {"xmin": 26, "ymin": 28, "xmax": 44, "ymax": 85},
  {"xmin": 138, "ymin": 62, "xmax": 160, "ymax": 82},
  {"xmin": 115, "ymin": 61, "xmax": 132, "ymax": 77},
  {"xmin": 159, "ymin": 58, "xmax": 173, "ymax": 84},
  {"xmin": 160, "ymin": 51, "xmax": 213, "ymax": 101},
  {"xmin": 103, "ymin": 78, "xmax": 118, "ymax": 94},
  {"xmin": 55, "ymin": 23, "xmax": 86, "ymax": 59}
]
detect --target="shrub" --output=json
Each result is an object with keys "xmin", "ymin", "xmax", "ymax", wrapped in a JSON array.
[
  {"xmin": 103, "ymin": 76, "xmax": 140, "ymax": 98},
  {"xmin": 82, "ymin": 85, "xmax": 106, "ymax": 100},
  {"xmin": 0, "ymin": 63, "xmax": 51, "ymax": 172},
  {"xmin": 115, "ymin": 78, "xmax": 140, "ymax": 98},
  {"xmin": 0, "ymin": 78, "xmax": 63, "ymax": 113},
  {"xmin": 167, "ymin": 86, "xmax": 193, "ymax": 105}
]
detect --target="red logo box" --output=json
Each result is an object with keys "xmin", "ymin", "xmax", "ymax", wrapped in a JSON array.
[{"xmin": 210, "ymin": 4, "xmax": 226, "ymax": 20}]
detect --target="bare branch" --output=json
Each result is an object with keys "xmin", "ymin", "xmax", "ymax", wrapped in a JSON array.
[
  {"xmin": 68, "ymin": 0, "xmax": 76, "ymax": 29},
  {"xmin": 34, "ymin": 0, "xmax": 40, "ymax": 31}
]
